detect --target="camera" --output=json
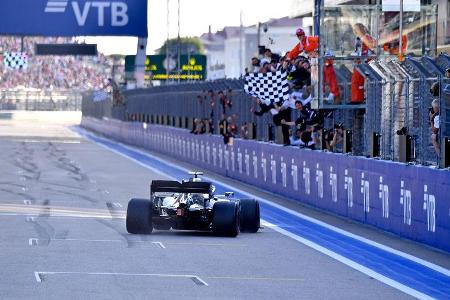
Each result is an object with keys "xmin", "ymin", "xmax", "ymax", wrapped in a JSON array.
[
  {"xmin": 334, "ymin": 123, "xmax": 344, "ymax": 130},
  {"xmin": 396, "ymin": 126, "xmax": 408, "ymax": 136}
]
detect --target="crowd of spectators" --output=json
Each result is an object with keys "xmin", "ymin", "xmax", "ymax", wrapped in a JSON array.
[
  {"xmin": 189, "ymin": 26, "xmax": 447, "ymax": 160},
  {"xmin": 191, "ymin": 27, "xmax": 346, "ymax": 151},
  {"xmin": 0, "ymin": 36, "xmax": 112, "ymax": 90},
  {"xmin": 192, "ymin": 89, "xmax": 239, "ymax": 144},
  {"xmin": 246, "ymin": 27, "xmax": 342, "ymax": 150}
]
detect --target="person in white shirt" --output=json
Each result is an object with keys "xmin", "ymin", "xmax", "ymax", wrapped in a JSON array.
[{"xmin": 430, "ymin": 99, "xmax": 440, "ymax": 156}]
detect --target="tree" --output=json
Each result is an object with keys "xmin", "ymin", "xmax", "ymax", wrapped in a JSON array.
[{"xmin": 156, "ymin": 37, "xmax": 204, "ymax": 56}]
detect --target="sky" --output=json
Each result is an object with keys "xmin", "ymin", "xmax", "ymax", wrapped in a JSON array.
[{"xmin": 84, "ymin": 0, "xmax": 296, "ymax": 55}]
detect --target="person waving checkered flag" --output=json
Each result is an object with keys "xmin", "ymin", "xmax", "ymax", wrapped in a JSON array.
[
  {"xmin": 244, "ymin": 70, "xmax": 290, "ymax": 104},
  {"xmin": 3, "ymin": 52, "xmax": 28, "ymax": 70}
]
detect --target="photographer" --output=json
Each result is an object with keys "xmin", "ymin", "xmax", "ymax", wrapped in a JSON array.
[
  {"xmin": 324, "ymin": 123, "xmax": 344, "ymax": 152},
  {"xmin": 429, "ymin": 99, "xmax": 440, "ymax": 156}
]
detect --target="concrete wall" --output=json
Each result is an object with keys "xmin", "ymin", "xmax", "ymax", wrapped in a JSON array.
[{"xmin": 82, "ymin": 117, "xmax": 450, "ymax": 253}]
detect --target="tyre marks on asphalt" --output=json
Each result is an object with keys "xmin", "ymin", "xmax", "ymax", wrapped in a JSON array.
[
  {"xmin": 13, "ymin": 141, "xmax": 41, "ymax": 182},
  {"xmin": 95, "ymin": 218, "xmax": 143, "ymax": 248},
  {"xmin": 26, "ymin": 199, "xmax": 70, "ymax": 246}
]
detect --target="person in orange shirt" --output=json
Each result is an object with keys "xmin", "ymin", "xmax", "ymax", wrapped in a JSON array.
[
  {"xmin": 351, "ymin": 23, "xmax": 376, "ymax": 103},
  {"xmin": 287, "ymin": 28, "xmax": 319, "ymax": 60},
  {"xmin": 382, "ymin": 31, "xmax": 408, "ymax": 56},
  {"xmin": 324, "ymin": 57, "xmax": 340, "ymax": 104}
]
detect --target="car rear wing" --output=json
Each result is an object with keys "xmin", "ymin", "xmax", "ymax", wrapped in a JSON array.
[{"xmin": 151, "ymin": 180, "xmax": 212, "ymax": 194}]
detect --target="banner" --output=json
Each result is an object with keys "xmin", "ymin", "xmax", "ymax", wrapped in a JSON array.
[
  {"xmin": 81, "ymin": 118, "xmax": 450, "ymax": 253},
  {"xmin": 125, "ymin": 55, "xmax": 207, "ymax": 81},
  {"xmin": 0, "ymin": 0, "xmax": 147, "ymax": 37}
]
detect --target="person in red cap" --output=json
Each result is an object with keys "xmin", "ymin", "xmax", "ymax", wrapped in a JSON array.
[{"xmin": 287, "ymin": 28, "xmax": 319, "ymax": 60}]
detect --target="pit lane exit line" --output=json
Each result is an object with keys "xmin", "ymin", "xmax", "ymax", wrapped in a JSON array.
[
  {"xmin": 34, "ymin": 271, "xmax": 208, "ymax": 286},
  {"xmin": 74, "ymin": 126, "xmax": 450, "ymax": 299}
]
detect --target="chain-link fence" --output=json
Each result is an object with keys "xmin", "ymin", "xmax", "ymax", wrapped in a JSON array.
[
  {"xmin": 0, "ymin": 89, "xmax": 82, "ymax": 111},
  {"xmin": 82, "ymin": 54, "xmax": 450, "ymax": 167}
]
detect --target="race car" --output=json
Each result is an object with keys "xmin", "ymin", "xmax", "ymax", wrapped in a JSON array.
[{"xmin": 126, "ymin": 172, "xmax": 260, "ymax": 237}]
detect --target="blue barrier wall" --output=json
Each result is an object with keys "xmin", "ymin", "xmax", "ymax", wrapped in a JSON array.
[{"xmin": 81, "ymin": 117, "xmax": 450, "ymax": 253}]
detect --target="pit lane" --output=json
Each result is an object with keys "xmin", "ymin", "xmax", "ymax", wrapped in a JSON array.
[{"xmin": 0, "ymin": 112, "xmax": 437, "ymax": 299}]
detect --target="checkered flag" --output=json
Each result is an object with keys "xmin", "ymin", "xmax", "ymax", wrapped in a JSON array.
[
  {"xmin": 3, "ymin": 52, "xmax": 28, "ymax": 70},
  {"xmin": 244, "ymin": 70, "xmax": 290, "ymax": 104}
]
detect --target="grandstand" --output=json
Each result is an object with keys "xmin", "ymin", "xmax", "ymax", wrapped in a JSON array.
[{"xmin": 0, "ymin": 36, "xmax": 112, "ymax": 90}]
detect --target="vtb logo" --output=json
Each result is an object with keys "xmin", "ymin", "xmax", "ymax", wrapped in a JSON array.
[{"xmin": 45, "ymin": 1, "xmax": 129, "ymax": 27}]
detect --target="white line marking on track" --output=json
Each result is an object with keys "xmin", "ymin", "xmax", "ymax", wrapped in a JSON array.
[
  {"xmin": 33, "ymin": 271, "xmax": 208, "ymax": 286},
  {"xmin": 153, "ymin": 241, "xmax": 166, "ymax": 249},
  {"xmin": 261, "ymin": 221, "xmax": 433, "ymax": 300},
  {"xmin": 86, "ymin": 132, "xmax": 450, "ymax": 277},
  {"xmin": 34, "ymin": 272, "xmax": 42, "ymax": 283},
  {"xmin": 75, "ymin": 128, "xmax": 450, "ymax": 298},
  {"xmin": 112, "ymin": 202, "xmax": 122, "ymax": 208},
  {"xmin": 28, "ymin": 238, "xmax": 242, "ymax": 248},
  {"xmin": 120, "ymin": 143, "xmax": 450, "ymax": 277},
  {"xmin": 0, "ymin": 213, "xmax": 118, "ymax": 220},
  {"xmin": 191, "ymin": 276, "xmax": 209, "ymax": 286}
]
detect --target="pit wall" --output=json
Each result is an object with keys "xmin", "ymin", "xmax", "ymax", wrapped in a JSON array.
[{"xmin": 81, "ymin": 117, "xmax": 450, "ymax": 253}]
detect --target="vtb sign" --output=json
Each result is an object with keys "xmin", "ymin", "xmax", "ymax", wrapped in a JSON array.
[
  {"xmin": 0, "ymin": 0, "xmax": 147, "ymax": 37},
  {"xmin": 45, "ymin": 1, "xmax": 129, "ymax": 27}
]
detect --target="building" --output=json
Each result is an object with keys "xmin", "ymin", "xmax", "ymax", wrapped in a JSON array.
[
  {"xmin": 290, "ymin": 0, "xmax": 449, "ymax": 53},
  {"xmin": 200, "ymin": 17, "xmax": 302, "ymax": 80}
]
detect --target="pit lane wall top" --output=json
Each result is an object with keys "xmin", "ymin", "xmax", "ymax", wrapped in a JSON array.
[
  {"xmin": 81, "ymin": 117, "xmax": 450, "ymax": 253},
  {"xmin": 0, "ymin": 0, "xmax": 147, "ymax": 37}
]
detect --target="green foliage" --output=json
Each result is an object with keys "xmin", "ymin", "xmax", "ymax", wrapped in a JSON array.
[{"xmin": 156, "ymin": 37, "xmax": 204, "ymax": 56}]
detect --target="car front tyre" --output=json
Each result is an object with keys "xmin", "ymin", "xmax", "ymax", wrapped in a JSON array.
[{"xmin": 239, "ymin": 199, "xmax": 260, "ymax": 233}]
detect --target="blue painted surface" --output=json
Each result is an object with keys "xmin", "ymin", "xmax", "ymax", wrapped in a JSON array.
[
  {"xmin": 75, "ymin": 123, "xmax": 450, "ymax": 299},
  {"xmin": 80, "ymin": 119, "xmax": 450, "ymax": 253},
  {"xmin": 0, "ymin": 0, "xmax": 147, "ymax": 36}
]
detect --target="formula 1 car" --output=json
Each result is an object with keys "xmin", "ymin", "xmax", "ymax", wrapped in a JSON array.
[{"xmin": 126, "ymin": 172, "xmax": 260, "ymax": 237}]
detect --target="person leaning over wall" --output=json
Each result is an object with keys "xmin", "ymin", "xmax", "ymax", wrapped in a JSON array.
[
  {"xmin": 430, "ymin": 68, "xmax": 450, "ymax": 97},
  {"xmin": 429, "ymin": 99, "xmax": 440, "ymax": 157}
]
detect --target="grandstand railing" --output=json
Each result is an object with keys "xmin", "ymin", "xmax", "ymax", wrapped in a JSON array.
[
  {"xmin": 0, "ymin": 89, "xmax": 82, "ymax": 111},
  {"xmin": 82, "ymin": 54, "xmax": 450, "ymax": 167}
]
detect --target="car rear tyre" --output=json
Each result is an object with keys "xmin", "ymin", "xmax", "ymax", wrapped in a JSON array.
[
  {"xmin": 239, "ymin": 199, "xmax": 260, "ymax": 233},
  {"xmin": 126, "ymin": 198, "xmax": 153, "ymax": 234},
  {"xmin": 212, "ymin": 201, "xmax": 239, "ymax": 237}
]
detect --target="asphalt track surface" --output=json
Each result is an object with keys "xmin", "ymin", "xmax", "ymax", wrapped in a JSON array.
[{"xmin": 1, "ymin": 112, "xmax": 449, "ymax": 299}]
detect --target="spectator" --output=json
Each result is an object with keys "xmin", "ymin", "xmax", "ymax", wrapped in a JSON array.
[
  {"xmin": 429, "ymin": 99, "xmax": 440, "ymax": 157},
  {"xmin": 287, "ymin": 28, "xmax": 319, "ymax": 60},
  {"xmin": 430, "ymin": 68, "xmax": 450, "ymax": 97},
  {"xmin": 192, "ymin": 118, "xmax": 205, "ymax": 135},
  {"xmin": 324, "ymin": 123, "xmax": 344, "ymax": 152},
  {"xmin": 289, "ymin": 57, "xmax": 311, "ymax": 89},
  {"xmin": 240, "ymin": 122, "xmax": 250, "ymax": 139},
  {"xmin": 351, "ymin": 23, "xmax": 376, "ymax": 104},
  {"xmin": 323, "ymin": 52, "xmax": 340, "ymax": 104},
  {"xmin": 251, "ymin": 57, "xmax": 261, "ymax": 72},
  {"xmin": 263, "ymin": 48, "xmax": 273, "ymax": 62},
  {"xmin": 290, "ymin": 128, "xmax": 304, "ymax": 146},
  {"xmin": 218, "ymin": 91, "xmax": 227, "ymax": 114}
]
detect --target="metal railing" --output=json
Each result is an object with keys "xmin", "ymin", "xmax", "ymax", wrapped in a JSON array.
[
  {"xmin": 82, "ymin": 54, "xmax": 450, "ymax": 167},
  {"xmin": 0, "ymin": 89, "xmax": 82, "ymax": 111}
]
